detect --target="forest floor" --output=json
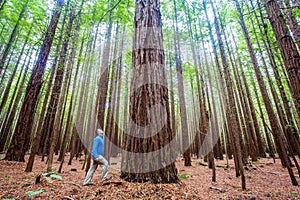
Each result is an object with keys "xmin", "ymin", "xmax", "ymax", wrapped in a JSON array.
[{"xmin": 0, "ymin": 154, "xmax": 300, "ymax": 199}]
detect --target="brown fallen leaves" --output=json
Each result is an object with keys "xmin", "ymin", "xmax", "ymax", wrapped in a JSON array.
[{"xmin": 0, "ymin": 154, "xmax": 299, "ymax": 199}]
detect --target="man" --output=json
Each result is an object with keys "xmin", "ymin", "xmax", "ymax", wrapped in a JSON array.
[{"xmin": 83, "ymin": 129, "xmax": 111, "ymax": 186}]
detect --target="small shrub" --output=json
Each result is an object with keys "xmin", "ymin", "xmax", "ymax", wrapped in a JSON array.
[
  {"xmin": 198, "ymin": 162, "xmax": 208, "ymax": 166},
  {"xmin": 26, "ymin": 189, "xmax": 45, "ymax": 197},
  {"xmin": 179, "ymin": 173, "xmax": 193, "ymax": 180}
]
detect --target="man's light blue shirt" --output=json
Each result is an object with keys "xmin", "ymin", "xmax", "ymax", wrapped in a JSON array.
[{"xmin": 92, "ymin": 135, "xmax": 104, "ymax": 158}]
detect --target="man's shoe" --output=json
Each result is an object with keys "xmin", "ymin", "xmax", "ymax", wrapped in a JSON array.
[{"xmin": 102, "ymin": 176, "xmax": 112, "ymax": 181}]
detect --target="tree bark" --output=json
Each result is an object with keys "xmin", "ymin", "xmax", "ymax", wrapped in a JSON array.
[
  {"xmin": 120, "ymin": 0, "xmax": 178, "ymax": 183},
  {"xmin": 278, "ymin": 0, "xmax": 300, "ymax": 48}
]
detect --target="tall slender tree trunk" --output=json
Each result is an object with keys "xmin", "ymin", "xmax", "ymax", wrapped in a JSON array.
[
  {"xmin": 5, "ymin": 0, "xmax": 64, "ymax": 162},
  {"xmin": 278, "ymin": 0, "xmax": 300, "ymax": 48},
  {"xmin": 0, "ymin": 0, "xmax": 7, "ymax": 12},
  {"xmin": 96, "ymin": 0, "xmax": 113, "ymax": 130},
  {"xmin": 69, "ymin": 29, "xmax": 95, "ymax": 165},
  {"xmin": 58, "ymin": 29, "xmax": 85, "ymax": 165},
  {"xmin": 105, "ymin": 24, "xmax": 119, "ymax": 160},
  {"xmin": 201, "ymin": 1, "xmax": 234, "ymax": 166},
  {"xmin": 189, "ymin": 75, "xmax": 198, "ymax": 157},
  {"xmin": 220, "ymin": 12, "xmax": 263, "ymax": 160},
  {"xmin": 264, "ymin": 0, "xmax": 300, "ymax": 117},
  {"xmin": 168, "ymin": 52, "xmax": 176, "ymax": 139},
  {"xmin": 112, "ymin": 27, "xmax": 125, "ymax": 156},
  {"xmin": 0, "ymin": 0, "xmax": 29, "ymax": 75},
  {"xmin": 0, "ymin": 27, "xmax": 32, "ymax": 114},
  {"xmin": 173, "ymin": 0, "xmax": 191, "ymax": 166},
  {"xmin": 204, "ymin": 51, "xmax": 218, "ymax": 181},
  {"xmin": 205, "ymin": 0, "xmax": 246, "ymax": 189},
  {"xmin": 46, "ymin": 8, "xmax": 75, "ymax": 172},
  {"xmin": 0, "ymin": 48, "xmax": 32, "ymax": 152},
  {"xmin": 182, "ymin": 3, "xmax": 204, "ymax": 159},
  {"xmin": 247, "ymin": 2, "xmax": 300, "ymax": 157},
  {"xmin": 46, "ymin": 6, "xmax": 75, "ymax": 172},
  {"xmin": 235, "ymin": 0, "xmax": 297, "ymax": 186},
  {"xmin": 38, "ymin": 0, "xmax": 70, "ymax": 156},
  {"xmin": 0, "ymin": 37, "xmax": 19, "ymax": 90},
  {"xmin": 57, "ymin": 0, "xmax": 85, "ymax": 165}
]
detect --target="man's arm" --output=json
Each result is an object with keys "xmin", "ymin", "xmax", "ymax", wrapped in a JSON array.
[{"xmin": 91, "ymin": 137, "xmax": 100, "ymax": 158}]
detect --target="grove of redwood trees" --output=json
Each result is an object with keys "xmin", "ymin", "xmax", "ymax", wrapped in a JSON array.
[{"xmin": 0, "ymin": 0, "xmax": 299, "ymax": 190}]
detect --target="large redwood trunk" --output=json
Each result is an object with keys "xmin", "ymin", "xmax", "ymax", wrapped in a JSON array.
[{"xmin": 120, "ymin": 0, "xmax": 178, "ymax": 183}]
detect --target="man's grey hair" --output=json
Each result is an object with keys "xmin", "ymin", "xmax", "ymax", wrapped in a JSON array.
[{"xmin": 95, "ymin": 128, "xmax": 103, "ymax": 135}]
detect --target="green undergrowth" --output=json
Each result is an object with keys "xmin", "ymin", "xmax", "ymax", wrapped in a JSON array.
[{"xmin": 179, "ymin": 173, "xmax": 193, "ymax": 180}]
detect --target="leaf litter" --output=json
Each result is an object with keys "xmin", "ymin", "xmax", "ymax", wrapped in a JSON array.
[{"xmin": 0, "ymin": 154, "xmax": 299, "ymax": 199}]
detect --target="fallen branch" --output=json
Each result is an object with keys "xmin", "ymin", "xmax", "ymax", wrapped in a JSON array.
[
  {"xmin": 101, "ymin": 181, "xmax": 123, "ymax": 186},
  {"xmin": 209, "ymin": 186, "xmax": 226, "ymax": 193},
  {"xmin": 59, "ymin": 182, "xmax": 82, "ymax": 188},
  {"xmin": 61, "ymin": 196, "xmax": 74, "ymax": 200}
]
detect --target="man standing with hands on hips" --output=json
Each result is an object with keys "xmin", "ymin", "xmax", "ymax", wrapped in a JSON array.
[{"xmin": 83, "ymin": 128, "xmax": 112, "ymax": 186}]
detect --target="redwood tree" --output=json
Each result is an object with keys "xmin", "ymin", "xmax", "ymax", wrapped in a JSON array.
[{"xmin": 120, "ymin": 0, "xmax": 178, "ymax": 183}]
